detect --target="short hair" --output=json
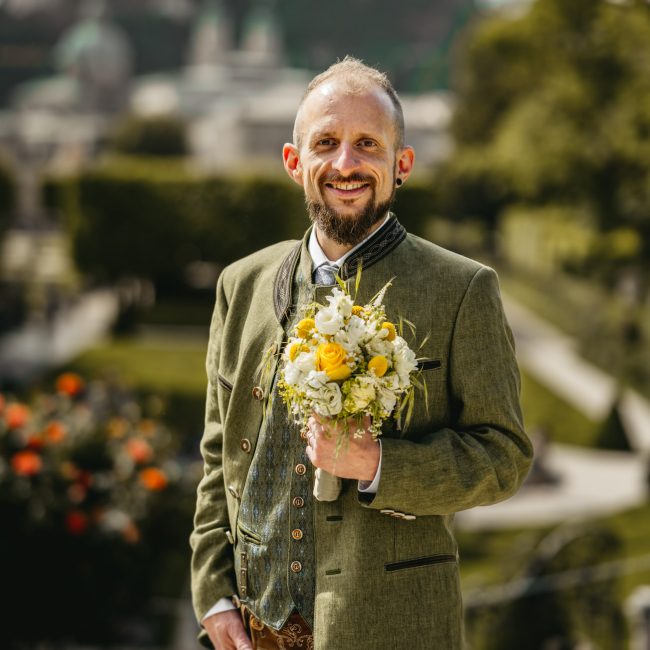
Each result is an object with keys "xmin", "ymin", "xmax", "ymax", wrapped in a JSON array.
[{"xmin": 293, "ymin": 56, "xmax": 405, "ymax": 150}]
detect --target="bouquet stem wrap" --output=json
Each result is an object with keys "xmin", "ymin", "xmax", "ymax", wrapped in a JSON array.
[{"xmin": 313, "ymin": 468, "xmax": 342, "ymax": 501}]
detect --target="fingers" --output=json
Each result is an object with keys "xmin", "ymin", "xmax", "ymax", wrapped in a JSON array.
[{"xmin": 204, "ymin": 610, "xmax": 252, "ymax": 650}]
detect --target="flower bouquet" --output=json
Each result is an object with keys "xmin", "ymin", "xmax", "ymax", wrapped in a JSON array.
[{"xmin": 277, "ymin": 278, "xmax": 421, "ymax": 501}]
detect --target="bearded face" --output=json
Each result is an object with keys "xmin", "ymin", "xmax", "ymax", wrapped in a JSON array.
[{"xmin": 306, "ymin": 172, "xmax": 396, "ymax": 246}]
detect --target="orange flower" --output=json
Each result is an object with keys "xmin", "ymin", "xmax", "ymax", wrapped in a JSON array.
[
  {"xmin": 107, "ymin": 417, "xmax": 128, "ymax": 439},
  {"xmin": 26, "ymin": 434, "xmax": 44, "ymax": 450},
  {"xmin": 139, "ymin": 467, "xmax": 168, "ymax": 491},
  {"xmin": 137, "ymin": 419, "xmax": 156, "ymax": 437},
  {"xmin": 126, "ymin": 438, "xmax": 153, "ymax": 464},
  {"xmin": 11, "ymin": 450, "xmax": 42, "ymax": 476},
  {"xmin": 44, "ymin": 421, "xmax": 66, "ymax": 444},
  {"xmin": 56, "ymin": 372, "xmax": 85, "ymax": 397},
  {"xmin": 65, "ymin": 510, "xmax": 89, "ymax": 535},
  {"xmin": 123, "ymin": 520, "xmax": 141, "ymax": 544},
  {"xmin": 5, "ymin": 403, "xmax": 30, "ymax": 429}
]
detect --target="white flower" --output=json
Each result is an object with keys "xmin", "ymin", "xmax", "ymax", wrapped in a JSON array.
[
  {"xmin": 347, "ymin": 375, "xmax": 376, "ymax": 410},
  {"xmin": 393, "ymin": 336, "xmax": 417, "ymax": 386},
  {"xmin": 346, "ymin": 315, "xmax": 367, "ymax": 345},
  {"xmin": 326, "ymin": 289, "xmax": 353, "ymax": 319},
  {"xmin": 305, "ymin": 370, "xmax": 329, "ymax": 389},
  {"xmin": 315, "ymin": 306, "xmax": 344, "ymax": 335},
  {"xmin": 309, "ymin": 382, "xmax": 343, "ymax": 417},
  {"xmin": 284, "ymin": 362, "xmax": 302, "ymax": 385},
  {"xmin": 377, "ymin": 385, "xmax": 398, "ymax": 414},
  {"xmin": 333, "ymin": 330, "xmax": 361, "ymax": 356},
  {"xmin": 294, "ymin": 350, "xmax": 316, "ymax": 374},
  {"xmin": 366, "ymin": 333, "xmax": 392, "ymax": 358}
]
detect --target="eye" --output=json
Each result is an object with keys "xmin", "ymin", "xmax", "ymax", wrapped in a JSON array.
[
  {"xmin": 316, "ymin": 138, "xmax": 337, "ymax": 147},
  {"xmin": 357, "ymin": 139, "xmax": 377, "ymax": 148}
]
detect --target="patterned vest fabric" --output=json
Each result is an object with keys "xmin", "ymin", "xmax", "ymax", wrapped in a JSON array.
[{"xmin": 236, "ymin": 266, "xmax": 319, "ymax": 631}]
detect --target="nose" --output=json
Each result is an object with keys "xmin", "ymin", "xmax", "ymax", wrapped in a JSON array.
[{"xmin": 332, "ymin": 142, "xmax": 360, "ymax": 175}]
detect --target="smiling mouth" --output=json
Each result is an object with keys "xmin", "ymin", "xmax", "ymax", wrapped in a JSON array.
[{"xmin": 323, "ymin": 180, "xmax": 371, "ymax": 198}]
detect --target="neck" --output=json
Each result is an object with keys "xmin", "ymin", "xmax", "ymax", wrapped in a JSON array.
[{"xmin": 315, "ymin": 217, "xmax": 386, "ymax": 262}]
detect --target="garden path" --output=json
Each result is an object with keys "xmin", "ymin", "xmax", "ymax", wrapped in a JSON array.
[
  {"xmin": 502, "ymin": 295, "xmax": 650, "ymax": 453},
  {"xmin": 0, "ymin": 288, "xmax": 118, "ymax": 385},
  {"xmin": 455, "ymin": 293, "xmax": 650, "ymax": 531},
  {"xmin": 456, "ymin": 443, "xmax": 647, "ymax": 530}
]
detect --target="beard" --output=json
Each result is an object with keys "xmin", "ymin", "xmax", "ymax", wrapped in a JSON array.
[{"xmin": 306, "ymin": 174, "xmax": 395, "ymax": 246}]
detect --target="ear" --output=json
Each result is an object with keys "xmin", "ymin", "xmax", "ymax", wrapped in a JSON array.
[
  {"xmin": 282, "ymin": 143, "xmax": 303, "ymax": 186},
  {"xmin": 395, "ymin": 146, "xmax": 415, "ymax": 183}
]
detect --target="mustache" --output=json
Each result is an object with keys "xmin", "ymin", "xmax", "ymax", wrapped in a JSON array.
[{"xmin": 321, "ymin": 173, "xmax": 375, "ymax": 186}]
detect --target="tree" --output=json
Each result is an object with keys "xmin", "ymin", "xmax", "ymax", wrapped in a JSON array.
[{"xmin": 438, "ymin": 0, "xmax": 650, "ymax": 271}]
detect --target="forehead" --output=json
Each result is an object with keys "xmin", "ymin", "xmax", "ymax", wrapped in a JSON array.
[{"xmin": 297, "ymin": 81, "xmax": 396, "ymax": 142}]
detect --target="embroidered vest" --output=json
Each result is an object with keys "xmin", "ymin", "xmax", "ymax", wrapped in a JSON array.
[{"xmin": 236, "ymin": 267, "xmax": 319, "ymax": 631}]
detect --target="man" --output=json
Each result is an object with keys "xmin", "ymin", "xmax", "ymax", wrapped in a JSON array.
[{"xmin": 191, "ymin": 57, "xmax": 533, "ymax": 650}]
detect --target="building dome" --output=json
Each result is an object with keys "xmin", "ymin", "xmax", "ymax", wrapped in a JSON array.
[
  {"xmin": 53, "ymin": 0, "xmax": 132, "ymax": 111},
  {"xmin": 241, "ymin": 1, "xmax": 284, "ymax": 65},
  {"xmin": 187, "ymin": 0, "xmax": 234, "ymax": 67}
]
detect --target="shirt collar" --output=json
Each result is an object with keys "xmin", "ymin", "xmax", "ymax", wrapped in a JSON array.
[{"xmin": 308, "ymin": 213, "xmax": 391, "ymax": 270}]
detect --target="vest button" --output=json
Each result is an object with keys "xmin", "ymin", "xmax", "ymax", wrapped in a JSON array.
[
  {"xmin": 291, "ymin": 528, "xmax": 303, "ymax": 540},
  {"xmin": 290, "ymin": 561, "xmax": 302, "ymax": 573},
  {"xmin": 295, "ymin": 463, "xmax": 307, "ymax": 475},
  {"xmin": 252, "ymin": 386, "xmax": 264, "ymax": 400},
  {"xmin": 240, "ymin": 438, "xmax": 252, "ymax": 453},
  {"xmin": 228, "ymin": 485, "xmax": 240, "ymax": 499},
  {"xmin": 292, "ymin": 496, "xmax": 305, "ymax": 508}
]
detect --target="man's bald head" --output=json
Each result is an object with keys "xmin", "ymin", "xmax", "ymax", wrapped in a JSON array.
[{"xmin": 293, "ymin": 56, "xmax": 405, "ymax": 151}]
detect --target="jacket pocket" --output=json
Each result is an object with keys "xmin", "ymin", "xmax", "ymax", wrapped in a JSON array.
[
  {"xmin": 237, "ymin": 522, "xmax": 262, "ymax": 545},
  {"xmin": 218, "ymin": 373, "xmax": 234, "ymax": 392},
  {"xmin": 384, "ymin": 553, "xmax": 456, "ymax": 572},
  {"xmin": 416, "ymin": 358, "xmax": 441, "ymax": 372}
]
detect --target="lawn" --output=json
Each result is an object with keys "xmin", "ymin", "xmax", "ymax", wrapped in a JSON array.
[{"xmin": 520, "ymin": 368, "xmax": 601, "ymax": 448}]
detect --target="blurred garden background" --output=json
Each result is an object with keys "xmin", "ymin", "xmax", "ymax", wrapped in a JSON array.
[{"xmin": 1, "ymin": 0, "xmax": 650, "ymax": 648}]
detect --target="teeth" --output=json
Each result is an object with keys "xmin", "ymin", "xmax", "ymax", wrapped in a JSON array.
[{"xmin": 329, "ymin": 182, "xmax": 366, "ymax": 190}]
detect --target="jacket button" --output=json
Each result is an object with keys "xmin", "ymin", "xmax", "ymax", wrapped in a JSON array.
[
  {"xmin": 403, "ymin": 514, "xmax": 417, "ymax": 521},
  {"xmin": 290, "ymin": 561, "xmax": 302, "ymax": 573},
  {"xmin": 380, "ymin": 509, "xmax": 394, "ymax": 516},
  {"xmin": 240, "ymin": 438, "xmax": 252, "ymax": 453},
  {"xmin": 291, "ymin": 528, "xmax": 303, "ymax": 540},
  {"xmin": 295, "ymin": 463, "xmax": 307, "ymax": 475},
  {"xmin": 228, "ymin": 485, "xmax": 240, "ymax": 499},
  {"xmin": 252, "ymin": 386, "xmax": 264, "ymax": 400},
  {"xmin": 390, "ymin": 512, "xmax": 405, "ymax": 519},
  {"xmin": 292, "ymin": 496, "xmax": 305, "ymax": 508}
]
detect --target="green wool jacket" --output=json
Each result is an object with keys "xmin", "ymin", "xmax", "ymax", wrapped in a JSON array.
[{"xmin": 190, "ymin": 217, "xmax": 533, "ymax": 650}]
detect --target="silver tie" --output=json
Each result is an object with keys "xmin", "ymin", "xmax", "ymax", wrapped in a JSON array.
[{"xmin": 313, "ymin": 263, "xmax": 339, "ymax": 286}]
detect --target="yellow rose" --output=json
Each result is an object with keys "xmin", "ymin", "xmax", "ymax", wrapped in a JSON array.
[
  {"xmin": 295, "ymin": 318, "xmax": 316, "ymax": 339},
  {"xmin": 381, "ymin": 322, "xmax": 396, "ymax": 341},
  {"xmin": 316, "ymin": 342, "xmax": 352, "ymax": 381},
  {"xmin": 368, "ymin": 355, "xmax": 388, "ymax": 377}
]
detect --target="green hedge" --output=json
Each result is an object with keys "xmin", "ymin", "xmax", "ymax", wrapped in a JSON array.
[{"xmin": 44, "ymin": 159, "xmax": 437, "ymax": 290}]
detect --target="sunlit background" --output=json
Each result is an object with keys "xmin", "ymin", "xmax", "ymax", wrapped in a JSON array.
[{"xmin": 0, "ymin": 0, "xmax": 649, "ymax": 648}]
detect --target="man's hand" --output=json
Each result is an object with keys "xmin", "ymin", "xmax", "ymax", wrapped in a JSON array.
[
  {"xmin": 305, "ymin": 414, "xmax": 380, "ymax": 481},
  {"xmin": 203, "ymin": 609, "xmax": 252, "ymax": 650}
]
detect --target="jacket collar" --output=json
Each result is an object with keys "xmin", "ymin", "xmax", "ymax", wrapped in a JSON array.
[{"xmin": 273, "ymin": 214, "xmax": 406, "ymax": 325}]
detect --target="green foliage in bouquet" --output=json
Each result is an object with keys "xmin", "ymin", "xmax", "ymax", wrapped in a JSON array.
[{"xmin": 0, "ymin": 372, "xmax": 199, "ymax": 648}]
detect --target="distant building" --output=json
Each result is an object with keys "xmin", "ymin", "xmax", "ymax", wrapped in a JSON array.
[{"xmin": 131, "ymin": 0, "xmax": 453, "ymax": 171}]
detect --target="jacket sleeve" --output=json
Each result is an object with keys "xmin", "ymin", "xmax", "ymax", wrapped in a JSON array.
[
  {"xmin": 359, "ymin": 266, "xmax": 533, "ymax": 516},
  {"xmin": 190, "ymin": 272, "xmax": 237, "ymax": 624}
]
